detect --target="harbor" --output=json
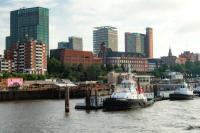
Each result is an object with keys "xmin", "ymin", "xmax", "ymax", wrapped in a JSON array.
[
  {"xmin": 1, "ymin": 61, "xmax": 200, "ymax": 133},
  {"xmin": 1, "ymin": 0, "xmax": 200, "ymax": 133},
  {"xmin": 0, "ymin": 98, "xmax": 200, "ymax": 133}
]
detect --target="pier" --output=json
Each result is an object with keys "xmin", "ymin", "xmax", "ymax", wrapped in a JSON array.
[{"xmin": 74, "ymin": 81, "xmax": 111, "ymax": 110}]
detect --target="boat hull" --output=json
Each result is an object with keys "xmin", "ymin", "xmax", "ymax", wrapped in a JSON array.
[
  {"xmin": 103, "ymin": 98, "xmax": 154, "ymax": 111},
  {"xmin": 169, "ymin": 93, "xmax": 193, "ymax": 100},
  {"xmin": 193, "ymin": 90, "xmax": 200, "ymax": 96}
]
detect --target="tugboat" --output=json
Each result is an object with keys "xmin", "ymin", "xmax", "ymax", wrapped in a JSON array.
[
  {"xmin": 103, "ymin": 74, "xmax": 154, "ymax": 111},
  {"xmin": 169, "ymin": 81, "xmax": 193, "ymax": 100}
]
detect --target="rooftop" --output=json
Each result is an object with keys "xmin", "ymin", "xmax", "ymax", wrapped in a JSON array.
[{"xmin": 94, "ymin": 26, "xmax": 117, "ymax": 30}]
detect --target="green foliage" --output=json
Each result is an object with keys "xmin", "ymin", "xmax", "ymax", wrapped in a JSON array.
[
  {"xmin": 152, "ymin": 61, "xmax": 200, "ymax": 78},
  {"xmin": 46, "ymin": 58, "xmax": 123, "ymax": 82}
]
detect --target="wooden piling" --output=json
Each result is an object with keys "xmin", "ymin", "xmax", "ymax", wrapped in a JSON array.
[
  {"xmin": 95, "ymin": 89, "xmax": 98, "ymax": 106},
  {"xmin": 85, "ymin": 89, "xmax": 91, "ymax": 110},
  {"xmin": 153, "ymin": 85, "xmax": 157, "ymax": 98},
  {"xmin": 65, "ymin": 87, "xmax": 69, "ymax": 112}
]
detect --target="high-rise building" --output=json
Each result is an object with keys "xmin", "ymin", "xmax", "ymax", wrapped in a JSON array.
[
  {"xmin": 58, "ymin": 42, "xmax": 72, "ymax": 49},
  {"xmin": 93, "ymin": 26, "xmax": 118, "ymax": 54},
  {"xmin": 10, "ymin": 7, "xmax": 49, "ymax": 55},
  {"xmin": 125, "ymin": 27, "xmax": 153, "ymax": 58},
  {"xmin": 4, "ymin": 40, "xmax": 47, "ymax": 74},
  {"xmin": 58, "ymin": 36, "xmax": 83, "ymax": 51},
  {"xmin": 145, "ymin": 27, "xmax": 153, "ymax": 58},
  {"xmin": 125, "ymin": 32, "xmax": 145, "ymax": 55},
  {"xmin": 69, "ymin": 36, "xmax": 83, "ymax": 51},
  {"xmin": 5, "ymin": 36, "xmax": 11, "ymax": 50}
]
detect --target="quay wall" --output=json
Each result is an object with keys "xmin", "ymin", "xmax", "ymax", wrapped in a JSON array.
[
  {"xmin": 0, "ymin": 89, "xmax": 62, "ymax": 101},
  {"xmin": 0, "ymin": 88, "xmax": 110, "ymax": 101}
]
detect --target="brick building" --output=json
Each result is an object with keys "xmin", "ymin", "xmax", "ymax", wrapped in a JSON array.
[
  {"xmin": 0, "ymin": 59, "xmax": 12, "ymax": 73},
  {"xmin": 98, "ymin": 43, "xmax": 149, "ymax": 72},
  {"xmin": 50, "ymin": 49, "xmax": 102, "ymax": 66},
  {"xmin": 125, "ymin": 27, "xmax": 154, "ymax": 58},
  {"xmin": 177, "ymin": 51, "xmax": 200, "ymax": 63},
  {"xmin": 161, "ymin": 48, "xmax": 177, "ymax": 66},
  {"xmin": 4, "ymin": 40, "xmax": 47, "ymax": 74},
  {"xmin": 106, "ymin": 56, "xmax": 148, "ymax": 72}
]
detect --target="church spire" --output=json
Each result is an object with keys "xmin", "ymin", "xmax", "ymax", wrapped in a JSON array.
[{"xmin": 168, "ymin": 47, "xmax": 172, "ymax": 56}]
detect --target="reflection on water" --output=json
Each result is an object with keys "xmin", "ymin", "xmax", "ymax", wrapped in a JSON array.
[{"xmin": 0, "ymin": 98, "xmax": 200, "ymax": 133}]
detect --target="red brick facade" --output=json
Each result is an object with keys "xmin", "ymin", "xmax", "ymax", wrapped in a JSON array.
[
  {"xmin": 4, "ymin": 40, "xmax": 47, "ymax": 74},
  {"xmin": 50, "ymin": 49, "xmax": 102, "ymax": 66}
]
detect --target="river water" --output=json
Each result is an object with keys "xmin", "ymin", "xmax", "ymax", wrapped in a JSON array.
[{"xmin": 0, "ymin": 98, "xmax": 200, "ymax": 133}]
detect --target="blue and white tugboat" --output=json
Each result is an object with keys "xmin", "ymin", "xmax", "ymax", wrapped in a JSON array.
[
  {"xmin": 169, "ymin": 82, "xmax": 193, "ymax": 100},
  {"xmin": 103, "ymin": 74, "xmax": 154, "ymax": 111}
]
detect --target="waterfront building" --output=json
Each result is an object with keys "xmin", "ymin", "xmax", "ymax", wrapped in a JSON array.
[
  {"xmin": 93, "ymin": 26, "xmax": 118, "ymax": 54},
  {"xmin": 161, "ymin": 48, "xmax": 177, "ymax": 66},
  {"xmin": 5, "ymin": 36, "xmax": 11, "ymax": 50},
  {"xmin": 10, "ymin": 7, "xmax": 49, "ymax": 55},
  {"xmin": 125, "ymin": 32, "xmax": 145, "ymax": 56},
  {"xmin": 167, "ymin": 72, "xmax": 183, "ymax": 80},
  {"xmin": 147, "ymin": 58, "xmax": 162, "ymax": 72},
  {"xmin": 107, "ymin": 71, "xmax": 152, "ymax": 89},
  {"xmin": 5, "ymin": 39, "xmax": 47, "ymax": 74},
  {"xmin": 176, "ymin": 57, "xmax": 187, "ymax": 64},
  {"xmin": 58, "ymin": 36, "xmax": 83, "ymax": 51},
  {"xmin": 125, "ymin": 27, "xmax": 153, "ymax": 58},
  {"xmin": 98, "ymin": 43, "xmax": 147, "ymax": 72},
  {"xmin": 0, "ymin": 59, "xmax": 12, "ymax": 73},
  {"xmin": 50, "ymin": 49, "xmax": 102, "ymax": 66},
  {"xmin": 106, "ymin": 56, "xmax": 148, "ymax": 72},
  {"xmin": 177, "ymin": 51, "xmax": 200, "ymax": 63}
]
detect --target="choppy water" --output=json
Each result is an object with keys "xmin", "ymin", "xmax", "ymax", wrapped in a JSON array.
[{"xmin": 0, "ymin": 98, "xmax": 200, "ymax": 133}]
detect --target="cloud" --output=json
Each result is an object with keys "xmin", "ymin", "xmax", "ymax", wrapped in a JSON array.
[{"xmin": 0, "ymin": 0, "xmax": 200, "ymax": 57}]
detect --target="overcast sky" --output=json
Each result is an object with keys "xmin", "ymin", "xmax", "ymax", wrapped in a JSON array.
[{"xmin": 0, "ymin": 0, "xmax": 200, "ymax": 57}]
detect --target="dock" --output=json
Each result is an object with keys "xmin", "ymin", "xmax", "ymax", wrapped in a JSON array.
[{"xmin": 74, "ymin": 81, "xmax": 110, "ymax": 110}]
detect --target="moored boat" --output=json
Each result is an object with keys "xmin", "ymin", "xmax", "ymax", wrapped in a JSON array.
[
  {"xmin": 193, "ymin": 83, "xmax": 200, "ymax": 96},
  {"xmin": 103, "ymin": 74, "xmax": 154, "ymax": 111},
  {"xmin": 169, "ymin": 82, "xmax": 193, "ymax": 100}
]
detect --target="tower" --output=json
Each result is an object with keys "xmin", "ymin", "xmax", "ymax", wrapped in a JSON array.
[
  {"xmin": 10, "ymin": 7, "xmax": 49, "ymax": 55},
  {"xmin": 145, "ymin": 27, "xmax": 153, "ymax": 58},
  {"xmin": 93, "ymin": 26, "xmax": 118, "ymax": 54}
]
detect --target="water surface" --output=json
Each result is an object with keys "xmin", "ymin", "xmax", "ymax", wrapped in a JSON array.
[{"xmin": 0, "ymin": 98, "xmax": 200, "ymax": 133}]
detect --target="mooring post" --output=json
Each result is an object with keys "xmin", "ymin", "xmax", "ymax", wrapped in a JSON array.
[
  {"xmin": 65, "ymin": 87, "xmax": 69, "ymax": 112},
  {"xmin": 153, "ymin": 85, "xmax": 157, "ymax": 98},
  {"xmin": 95, "ymin": 89, "xmax": 98, "ymax": 107},
  {"xmin": 85, "ymin": 88, "xmax": 91, "ymax": 110}
]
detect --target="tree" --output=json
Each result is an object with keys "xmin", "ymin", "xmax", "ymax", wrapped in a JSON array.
[
  {"xmin": 106, "ymin": 64, "xmax": 114, "ymax": 72},
  {"xmin": 121, "ymin": 64, "xmax": 126, "ymax": 72},
  {"xmin": 47, "ymin": 58, "xmax": 63, "ymax": 77}
]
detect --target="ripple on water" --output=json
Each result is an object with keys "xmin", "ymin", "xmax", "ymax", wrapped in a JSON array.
[{"xmin": 1, "ymin": 99, "xmax": 200, "ymax": 133}]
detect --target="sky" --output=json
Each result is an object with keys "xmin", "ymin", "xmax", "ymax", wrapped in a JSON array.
[{"xmin": 0, "ymin": 0, "xmax": 200, "ymax": 57}]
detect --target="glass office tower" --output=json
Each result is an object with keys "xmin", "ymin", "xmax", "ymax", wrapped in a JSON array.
[
  {"xmin": 10, "ymin": 7, "xmax": 49, "ymax": 55},
  {"xmin": 93, "ymin": 26, "xmax": 118, "ymax": 54},
  {"xmin": 125, "ymin": 32, "xmax": 145, "ymax": 56}
]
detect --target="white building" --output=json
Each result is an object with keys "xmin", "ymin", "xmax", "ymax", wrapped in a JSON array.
[{"xmin": 0, "ymin": 59, "xmax": 12, "ymax": 73}]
